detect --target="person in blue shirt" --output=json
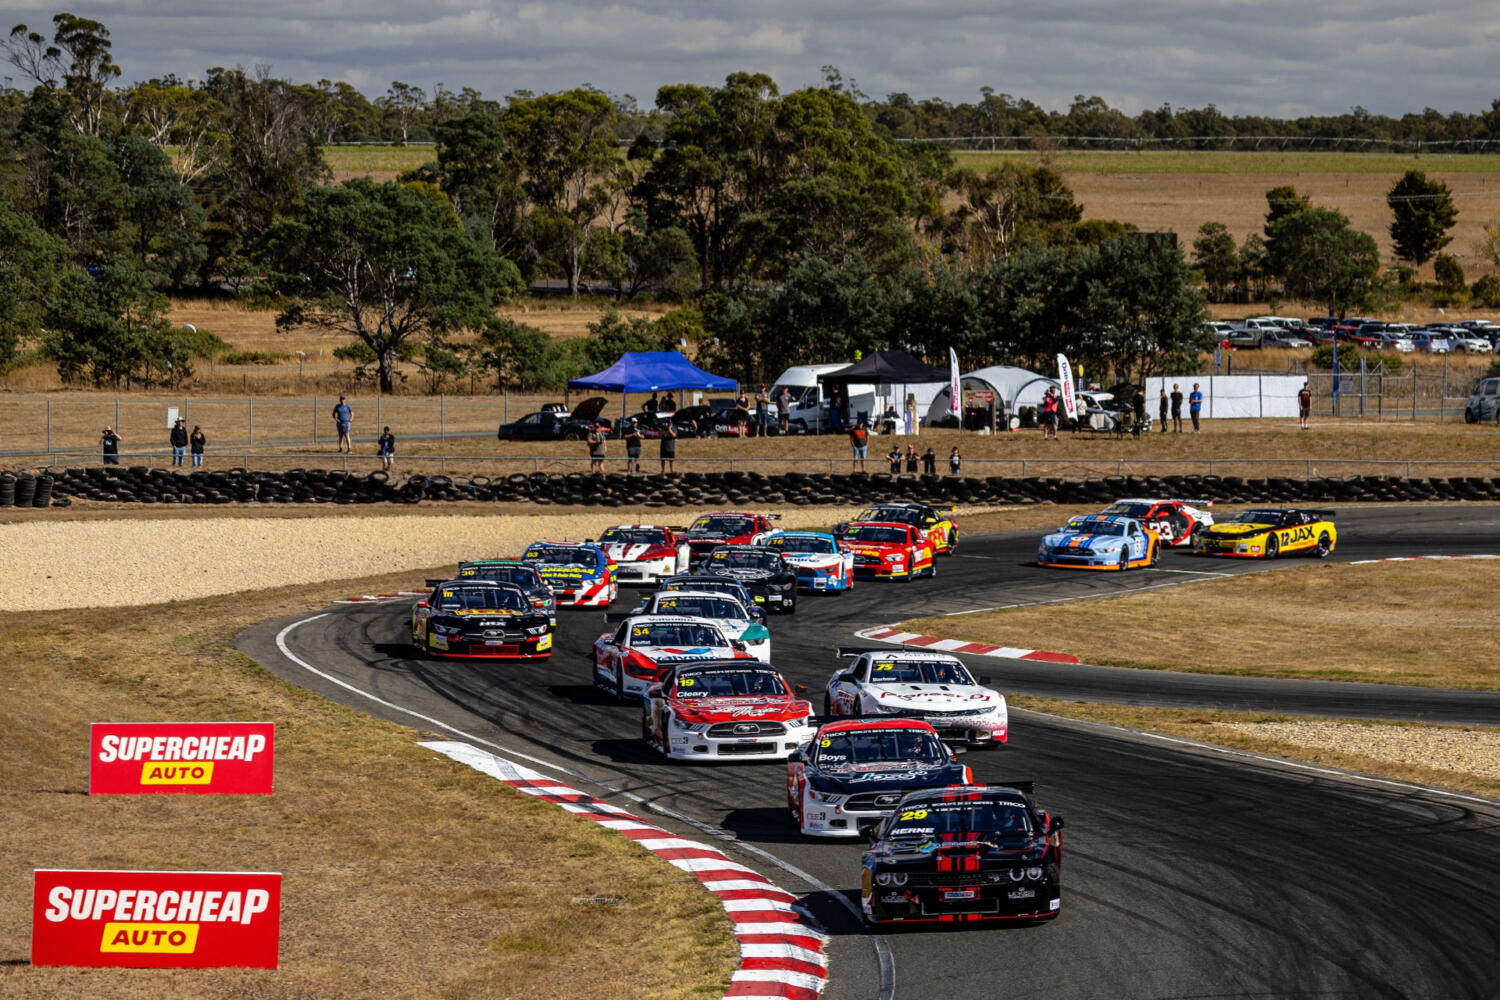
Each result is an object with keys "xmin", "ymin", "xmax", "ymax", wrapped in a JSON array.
[
  {"xmin": 332, "ymin": 396, "xmax": 353, "ymax": 453},
  {"xmin": 1189, "ymin": 383, "xmax": 1204, "ymax": 432}
]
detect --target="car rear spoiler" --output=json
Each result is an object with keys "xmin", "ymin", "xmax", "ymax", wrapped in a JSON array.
[
  {"xmin": 990, "ymin": 779, "xmax": 1035, "ymax": 794},
  {"xmin": 835, "ymin": 646, "xmax": 888, "ymax": 659},
  {"xmin": 604, "ymin": 610, "xmax": 643, "ymax": 623},
  {"xmin": 1307, "ymin": 508, "xmax": 1337, "ymax": 521}
]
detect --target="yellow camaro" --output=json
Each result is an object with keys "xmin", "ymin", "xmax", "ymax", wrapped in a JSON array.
[{"xmin": 1192, "ymin": 507, "xmax": 1337, "ymax": 559}]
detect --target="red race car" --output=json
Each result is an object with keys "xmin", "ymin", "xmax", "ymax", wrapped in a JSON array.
[
  {"xmin": 839, "ymin": 522, "xmax": 936, "ymax": 580},
  {"xmin": 683, "ymin": 511, "xmax": 780, "ymax": 562},
  {"xmin": 642, "ymin": 659, "xmax": 813, "ymax": 761}
]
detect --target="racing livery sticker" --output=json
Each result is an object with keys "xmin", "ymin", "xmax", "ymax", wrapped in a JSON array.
[
  {"xmin": 89, "ymin": 723, "xmax": 275, "ymax": 795},
  {"xmin": 32, "ymin": 870, "xmax": 282, "ymax": 968}
]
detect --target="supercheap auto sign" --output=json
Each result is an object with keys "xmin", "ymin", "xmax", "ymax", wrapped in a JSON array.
[
  {"xmin": 32, "ymin": 870, "xmax": 281, "ymax": 968},
  {"xmin": 89, "ymin": 722, "xmax": 274, "ymax": 795}
]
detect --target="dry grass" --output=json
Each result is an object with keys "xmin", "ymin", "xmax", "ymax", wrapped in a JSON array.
[
  {"xmin": 903, "ymin": 560, "xmax": 1500, "ymax": 689},
  {"xmin": 0, "ymin": 572, "xmax": 735, "ymax": 999},
  {"xmin": 1011, "ymin": 699, "xmax": 1500, "ymax": 801}
]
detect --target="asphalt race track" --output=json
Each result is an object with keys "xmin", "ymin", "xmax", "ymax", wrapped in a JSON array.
[{"xmin": 240, "ymin": 504, "xmax": 1500, "ymax": 999}]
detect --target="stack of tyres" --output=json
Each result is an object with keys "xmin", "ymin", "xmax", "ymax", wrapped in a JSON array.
[
  {"xmin": 0, "ymin": 473, "xmax": 14, "ymax": 507},
  {"xmin": 32, "ymin": 474, "xmax": 53, "ymax": 508},
  {"xmin": 15, "ymin": 474, "xmax": 37, "ymax": 508}
]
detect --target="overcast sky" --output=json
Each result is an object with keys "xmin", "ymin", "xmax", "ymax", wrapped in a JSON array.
[{"xmin": 3, "ymin": 1, "xmax": 1496, "ymax": 119}]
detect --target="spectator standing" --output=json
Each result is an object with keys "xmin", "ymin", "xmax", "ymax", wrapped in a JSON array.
[
  {"xmin": 734, "ymin": 390, "xmax": 751, "ymax": 438},
  {"xmin": 1040, "ymin": 388, "xmax": 1059, "ymax": 440},
  {"xmin": 659, "ymin": 418, "xmax": 678, "ymax": 473},
  {"xmin": 587, "ymin": 421, "xmax": 606, "ymax": 473},
  {"xmin": 829, "ymin": 386, "xmax": 843, "ymax": 432},
  {"xmin": 332, "ymin": 396, "xmax": 353, "ymax": 452},
  {"xmin": 190, "ymin": 426, "xmax": 206, "ymax": 467},
  {"xmin": 1169, "ymin": 384, "xmax": 1184, "ymax": 433},
  {"xmin": 849, "ymin": 419, "xmax": 869, "ymax": 471},
  {"xmin": 169, "ymin": 418, "xmax": 188, "ymax": 467},
  {"xmin": 1298, "ymin": 382, "xmax": 1312, "ymax": 430},
  {"xmin": 904, "ymin": 443, "xmax": 919, "ymax": 474},
  {"xmin": 949, "ymin": 447, "xmax": 962, "ymax": 475},
  {"xmin": 776, "ymin": 386, "xmax": 791, "ymax": 434},
  {"xmin": 377, "ymin": 426, "xmax": 395, "ymax": 471},
  {"xmin": 922, "ymin": 447, "xmax": 937, "ymax": 476},
  {"xmin": 904, "ymin": 394, "xmax": 917, "ymax": 436},
  {"xmin": 1131, "ymin": 388, "xmax": 1146, "ymax": 436},
  {"xmin": 887, "ymin": 446, "xmax": 902, "ymax": 474},
  {"xmin": 754, "ymin": 383, "xmax": 771, "ymax": 437},
  {"xmin": 661, "ymin": 391, "xmax": 677, "ymax": 413},
  {"xmin": 1189, "ymin": 383, "xmax": 1204, "ymax": 432},
  {"xmin": 623, "ymin": 419, "xmax": 643, "ymax": 473},
  {"xmin": 643, "ymin": 392, "xmax": 659, "ymax": 413},
  {"xmin": 101, "ymin": 427, "xmax": 122, "ymax": 465},
  {"xmin": 1158, "ymin": 388, "xmax": 1169, "ymax": 434}
]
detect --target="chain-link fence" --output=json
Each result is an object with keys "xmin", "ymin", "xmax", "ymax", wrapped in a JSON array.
[{"xmin": 1226, "ymin": 362, "xmax": 1483, "ymax": 421}]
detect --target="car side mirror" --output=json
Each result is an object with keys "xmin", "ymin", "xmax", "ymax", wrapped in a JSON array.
[
  {"xmin": 859, "ymin": 820, "xmax": 881, "ymax": 844},
  {"xmin": 787, "ymin": 749, "xmax": 806, "ymax": 764},
  {"xmin": 794, "ymin": 684, "xmax": 808, "ymax": 694},
  {"xmin": 415, "ymin": 600, "xmax": 427, "ymax": 608},
  {"xmin": 1050, "ymin": 815, "xmax": 1065, "ymax": 831},
  {"xmin": 977, "ymin": 675, "xmax": 992, "ymax": 684},
  {"xmin": 731, "ymin": 639, "xmax": 746, "ymax": 651}
]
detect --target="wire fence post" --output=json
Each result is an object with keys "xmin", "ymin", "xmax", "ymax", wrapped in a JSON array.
[
  {"xmin": 1411, "ymin": 367, "xmax": 1418, "ymax": 421},
  {"xmin": 46, "ymin": 399, "xmax": 51, "ymax": 452},
  {"xmin": 248, "ymin": 397, "xmax": 254, "ymax": 444},
  {"xmin": 312, "ymin": 396, "xmax": 317, "ymax": 444},
  {"xmin": 440, "ymin": 394, "xmax": 445, "ymax": 444}
]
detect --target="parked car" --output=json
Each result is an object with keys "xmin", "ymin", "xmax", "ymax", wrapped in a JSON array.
[
  {"xmin": 1435, "ymin": 327, "xmax": 1493, "ymax": 353},
  {"xmin": 497, "ymin": 397, "xmax": 612, "ymax": 442},
  {"xmin": 1225, "ymin": 327, "xmax": 1262, "ymax": 348},
  {"xmin": 1374, "ymin": 331, "xmax": 1415, "ymax": 353},
  {"xmin": 1465, "ymin": 377, "xmax": 1500, "ymax": 422},
  {"xmin": 1407, "ymin": 332, "xmax": 1451, "ymax": 354},
  {"xmin": 1260, "ymin": 331, "xmax": 1313, "ymax": 349}
]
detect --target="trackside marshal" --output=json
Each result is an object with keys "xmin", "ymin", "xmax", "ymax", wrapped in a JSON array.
[
  {"xmin": 89, "ymin": 722, "xmax": 275, "ymax": 795},
  {"xmin": 32, "ymin": 870, "xmax": 282, "ymax": 968}
]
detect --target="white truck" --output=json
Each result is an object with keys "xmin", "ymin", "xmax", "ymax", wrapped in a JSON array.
[{"xmin": 768, "ymin": 365, "xmax": 877, "ymax": 433}]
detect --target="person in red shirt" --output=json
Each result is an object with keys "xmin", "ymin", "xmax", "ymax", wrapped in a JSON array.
[
  {"xmin": 1040, "ymin": 388, "xmax": 1060, "ymax": 440},
  {"xmin": 849, "ymin": 419, "xmax": 869, "ymax": 471}
]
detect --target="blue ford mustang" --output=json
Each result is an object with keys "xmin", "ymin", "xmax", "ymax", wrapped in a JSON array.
[{"xmin": 1037, "ymin": 514, "xmax": 1160, "ymax": 571}]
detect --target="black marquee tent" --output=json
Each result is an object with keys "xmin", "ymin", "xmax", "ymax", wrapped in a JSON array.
[{"xmin": 814, "ymin": 350, "xmax": 949, "ymax": 387}]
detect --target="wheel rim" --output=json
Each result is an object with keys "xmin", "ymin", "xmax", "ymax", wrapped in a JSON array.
[
  {"xmin": 1318, "ymin": 533, "xmax": 1331, "ymax": 556},
  {"xmin": 1268, "ymin": 536, "xmax": 1279, "ymax": 558}
]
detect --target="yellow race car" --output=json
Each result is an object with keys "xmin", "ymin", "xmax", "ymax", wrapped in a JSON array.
[{"xmin": 1192, "ymin": 507, "xmax": 1336, "ymax": 559}]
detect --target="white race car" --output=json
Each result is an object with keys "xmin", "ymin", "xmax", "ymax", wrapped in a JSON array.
[
  {"xmin": 595, "ymin": 524, "xmax": 691, "ymax": 585},
  {"xmin": 752, "ymin": 530, "xmax": 853, "ymax": 592},
  {"xmin": 639, "ymin": 590, "xmax": 771, "ymax": 662},
  {"xmin": 593, "ymin": 614, "xmax": 752, "ymax": 699},
  {"xmin": 643, "ymin": 660, "xmax": 813, "ymax": 761},
  {"xmin": 1097, "ymin": 497, "xmax": 1215, "ymax": 548},
  {"xmin": 824, "ymin": 647, "xmax": 1008, "ymax": 748}
]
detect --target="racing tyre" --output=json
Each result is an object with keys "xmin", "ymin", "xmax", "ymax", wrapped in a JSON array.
[
  {"xmin": 615, "ymin": 664, "xmax": 627, "ymax": 701},
  {"xmin": 946, "ymin": 530, "xmax": 958, "ymax": 555},
  {"xmin": 926, "ymin": 559, "xmax": 938, "ymax": 579},
  {"xmin": 1118, "ymin": 548, "xmax": 1129, "ymax": 571},
  {"xmin": 1315, "ymin": 532, "xmax": 1333, "ymax": 558},
  {"xmin": 1150, "ymin": 540, "xmax": 1160, "ymax": 567},
  {"xmin": 1266, "ymin": 534, "xmax": 1280, "ymax": 559}
]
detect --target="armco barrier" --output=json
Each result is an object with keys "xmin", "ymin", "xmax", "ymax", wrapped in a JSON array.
[{"xmin": 10, "ymin": 465, "xmax": 1500, "ymax": 509}]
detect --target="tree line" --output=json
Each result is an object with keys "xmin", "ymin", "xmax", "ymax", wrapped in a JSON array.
[{"xmin": 0, "ymin": 12, "xmax": 1492, "ymax": 395}]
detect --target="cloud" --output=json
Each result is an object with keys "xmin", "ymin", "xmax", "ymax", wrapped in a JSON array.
[{"xmin": 3, "ymin": 0, "xmax": 1496, "ymax": 116}]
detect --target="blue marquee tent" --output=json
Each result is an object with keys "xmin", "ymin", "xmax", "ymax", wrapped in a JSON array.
[{"xmin": 568, "ymin": 351, "xmax": 736, "ymax": 394}]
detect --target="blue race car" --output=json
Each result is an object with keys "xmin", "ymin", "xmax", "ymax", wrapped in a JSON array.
[
  {"xmin": 520, "ymin": 541, "xmax": 617, "ymax": 606},
  {"xmin": 1037, "ymin": 514, "xmax": 1161, "ymax": 571},
  {"xmin": 755, "ymin": 530, "xmax": 854, "ymax": 592}
]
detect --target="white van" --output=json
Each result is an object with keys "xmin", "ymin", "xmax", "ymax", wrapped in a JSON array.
[{"xmin": 768, "ymin": 365, "xmax": 877, "ymax": 433}]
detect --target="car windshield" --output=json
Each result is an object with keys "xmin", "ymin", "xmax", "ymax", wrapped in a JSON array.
[
  {"xmin": 525, "ymin": 546, "xmax": 595, "ymax": 566},
  {"xmin": 844, "ymin": 525, "xmax": 908, "ymax": 544},
  {"xmin": 766, "ymin": 534, "xmax": 836, "ymax": 554},
  {"xmin": 1064, "ymin": 519, "xmax": 1125, "ymax": 536},
  {"xmin": 1229, "ymin": 510, "xmax": 1282, "ymax": 525},
  {"xmin": 433, "ymin": 586, "xmax": 528, "ymax": 612},
  {"xmin": 710, "ymin": 548, "xmax": 779, "ymax": 570},
  {"xmin": 860, "ymin": 507, "xmax": 918, "ymax": 524},
  {"xmin": 813, "ymin": 730, "xmax": 948, "ymax": 766},
  {"xmin": 631, "ymin": 622, "xmax": 727, "ymax": 647},
  {"xmin": 600, "ymin": 528, "xmax": 669, "ymax": 545},
  {"xmin": 886, "ymin": 800, "xmax": 1033, "ymax": 839},
  {"xmin": 459, "ymin": 564, "xmax": 544, "ymax": 589},
  {"xmin": 651, "ymin": 595, "xmax": 746, "ymax": 620},
  {"xmin": 1102, "ymin": 502, "xmax": 1153, "ymax": 518},
  {"xmin": 692, "ymin": 515, "xmax": 753, "ymax": 536},
  {"xmin": 674, "ymin": 668, "xmax": 786, "ymax": 698},
  {"xmin": 866, "ymin": 659, "xmax": 975, "ymax": 685}
]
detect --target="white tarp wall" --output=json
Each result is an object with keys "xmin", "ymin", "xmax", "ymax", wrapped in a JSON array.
[{"xmin": 1145, "ymin": 375, "xmax": 1304, "ymax": 419}]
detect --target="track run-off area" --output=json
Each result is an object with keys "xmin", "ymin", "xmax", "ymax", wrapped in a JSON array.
[{"xmin": 240, "ymin": 504, "xmax": 1500, "ymax": 1000}]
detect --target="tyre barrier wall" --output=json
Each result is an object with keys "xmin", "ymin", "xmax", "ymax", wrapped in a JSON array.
[{"xmin": 5, "ymin": 467, "xmax": 1500, "ymax": 509}]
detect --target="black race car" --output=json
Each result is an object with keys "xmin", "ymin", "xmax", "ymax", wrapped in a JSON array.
[
  {"xmin": 497, "ymin": 396, "xmax": 612, "ymax": 442},
  {"xmin": 696, "ymin": 545, "xmax": 798, "ymax": 613},
  {"xmin": 640, "ymin": 574, "xmax": 767, "ymax": 624},
  {"xmin": 453, "ymin": 560, "xmax": 556, "ymax": 624},
  {"xmin": 861, "ymin": 783, "xmax": 1064, "ymax": 925},
  {"xmin": 410, "ymin": 579, "xmax": 555, "ymax": 659},
  {"xmin": 787, "ymin": 719, "xmax": 972, "ymax": 838}
]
